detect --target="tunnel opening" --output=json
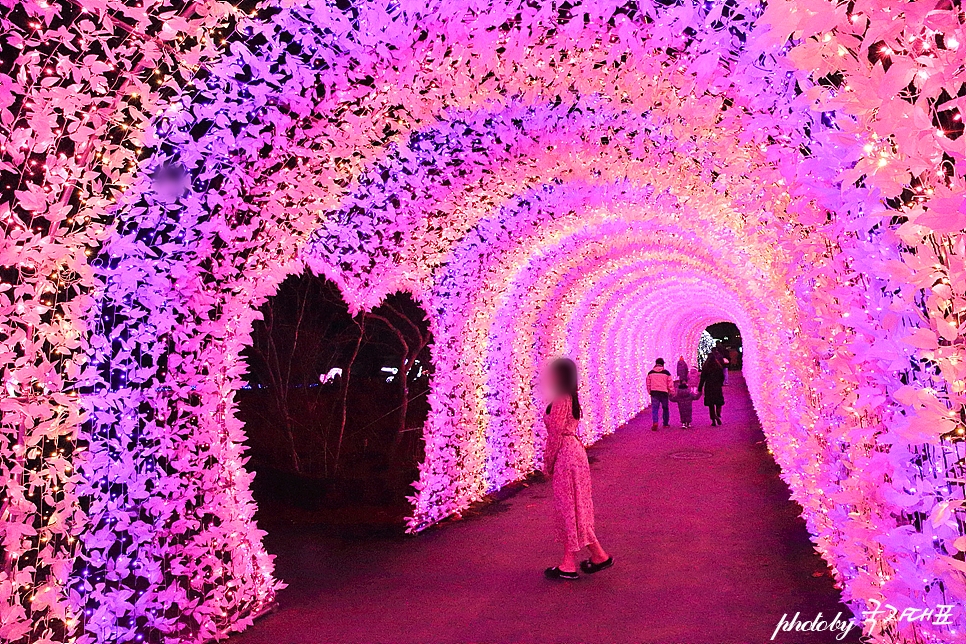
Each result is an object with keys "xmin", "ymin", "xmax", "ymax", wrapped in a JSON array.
[
  {"xmin": 238, "ymin": 270, "xmax": 433, "ymax": 532},
  {"xmin": 702, "ymin": 321, "xmax": 743, "ymax": 371}
]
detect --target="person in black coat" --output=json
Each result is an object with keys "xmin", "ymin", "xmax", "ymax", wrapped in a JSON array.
[{"xmin": 698, "ymin": 351, "xmax": 726, "ymax": 426}]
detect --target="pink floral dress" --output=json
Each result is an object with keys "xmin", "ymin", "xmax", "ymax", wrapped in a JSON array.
[{"xmin": 543, "ymin": 396, "xmax": 598, "ymax": 552}]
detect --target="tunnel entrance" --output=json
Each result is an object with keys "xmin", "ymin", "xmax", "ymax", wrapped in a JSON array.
[
  {"xmin": 701, "ymin": 321, "xmax": 743, "ymax": 371},
  {"xmin": 237, "ymin": 271, "xmax": 433, "ymax": 531}
]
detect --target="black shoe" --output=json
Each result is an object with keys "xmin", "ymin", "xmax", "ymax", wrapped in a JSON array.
[
  {"xmin": 545, "ymin": 566, "xmax": 579, "ymax": 580},
  {"xmin": 580, "ymin": 556, "xmax": 614, "ymax": 574}
]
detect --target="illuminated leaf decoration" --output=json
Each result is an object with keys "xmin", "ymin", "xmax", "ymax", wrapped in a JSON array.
[{"xmin": 2, "ymin": 0, "xmax": 966, "ymax": 642}]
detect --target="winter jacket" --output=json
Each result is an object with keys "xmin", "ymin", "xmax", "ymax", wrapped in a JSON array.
[
  {"xmin": 670, "ymin": 384, "xmax": 702, "ymax": 424},
  {"xmin": 669, "ymin": 385, "xmax": 701, "ymax": 403},
  {"xmin": 646, "ymin": 367, "xmax": 673, "ymax": 394},
  {"xmin": 698, "ymin": 359, "xmax": 726, "ymax": 407}
]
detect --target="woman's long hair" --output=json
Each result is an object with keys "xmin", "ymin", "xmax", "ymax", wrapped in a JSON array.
[
  {"xmin": 704, "ymin": 350, "xmax": 724, "ymax": 374},
  {"xmin": 551, "ymin": 357, "xmax": 582, "ymax": 420}
]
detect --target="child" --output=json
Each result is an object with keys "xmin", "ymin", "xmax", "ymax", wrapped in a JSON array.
[{"xmin": 669, "ymin": 378, "xmax": 701, "ymax": 428}]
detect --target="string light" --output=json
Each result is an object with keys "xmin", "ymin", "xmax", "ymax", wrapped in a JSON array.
[{"xmin": 4, "ymin": 1, "xmax": 966, "ymax": 643}]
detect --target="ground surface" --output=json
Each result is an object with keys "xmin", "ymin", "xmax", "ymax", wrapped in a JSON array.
[{"xmin": 232, "ymin": 373, "xmax": 857, "ymax": 644}]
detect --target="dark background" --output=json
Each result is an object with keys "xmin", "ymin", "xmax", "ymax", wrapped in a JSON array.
[
  {"xmin": 238, "ymin": 271, "xmax": 433, "ymax": 532},
  {"xmin": 706, "ymin": 321, "xmax": 742, "ymax": 369}
]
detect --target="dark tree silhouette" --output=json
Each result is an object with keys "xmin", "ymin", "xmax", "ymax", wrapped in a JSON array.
[
  {"xmin": 239, "ymin": 271, "xmax": 433, "ymax": 520},
  {"xmin": 365, "ymin": 297, "xmax": 433, "ymax": 461}
]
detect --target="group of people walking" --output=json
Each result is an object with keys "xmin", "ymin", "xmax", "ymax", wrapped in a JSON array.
[
  {"xmin": 645, "ymin": 350, "xmax": 728, "ymax": 429},
  {"xmin": 538, "ymin": 349, "xmax": 733, "ymax": 580}
]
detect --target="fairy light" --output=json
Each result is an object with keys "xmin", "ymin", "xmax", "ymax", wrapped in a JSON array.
[{"xmin": 4, "ymin": 0, "xmax": 966, "ymax": 643}]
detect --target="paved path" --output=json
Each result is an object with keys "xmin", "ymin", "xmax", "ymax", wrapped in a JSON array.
[{"xmin": 232, "ymin": 373, "xmax": 855, "ymax": 643}]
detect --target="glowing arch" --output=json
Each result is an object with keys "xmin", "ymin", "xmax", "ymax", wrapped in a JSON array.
[
  {"xmin": 394, "ymin": 177, "xmax": 804, "ymax": 528},
  {"xmin": 3, "ymin": 1, "xmax": 966, "ymax": 643}
]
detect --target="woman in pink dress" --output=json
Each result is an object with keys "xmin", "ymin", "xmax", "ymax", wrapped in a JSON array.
[{"xmin": 542, "ymin": 358, "xmax": 614, "ymax": 580}]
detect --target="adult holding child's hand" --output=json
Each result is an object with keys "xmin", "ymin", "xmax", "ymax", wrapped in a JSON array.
[{"xmin": 698, "ymin": 349, "xmax": 726, "ymax": 427}]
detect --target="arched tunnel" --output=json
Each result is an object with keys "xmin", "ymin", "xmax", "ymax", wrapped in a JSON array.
[{"xmin": 3, "ymin": 0, "xmax": 966, "ymax": 643}]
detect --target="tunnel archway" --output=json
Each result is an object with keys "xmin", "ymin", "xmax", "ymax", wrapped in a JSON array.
[
  {"xmin": 4, "ymin": 0, "xmax": 966, "ymax": 643},
  {"xmin": 392, "ymin": 180, "xmax": 800, "ymax": 522}
]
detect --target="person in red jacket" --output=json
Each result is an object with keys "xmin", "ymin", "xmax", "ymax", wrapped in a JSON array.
[{"xmin": 646, "ymin": 358, "xmax": 674, "ymax": 431}]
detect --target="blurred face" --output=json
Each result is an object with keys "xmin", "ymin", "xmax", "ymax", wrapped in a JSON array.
[
  {"xmin": 544, "ymin": 362, "xmax": 571, "ymax": 397},
  {"xmin": 555, "ymin": 367, "xmax": 569, "ymax": 395}
]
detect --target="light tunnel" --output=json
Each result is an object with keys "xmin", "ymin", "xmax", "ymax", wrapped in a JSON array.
[
  {"xmin": 5, "ymin": 0, "xmax": 966, "ymax": 642},
  {"xmin": 346, "ymin": 179, "xmax": 808, "ymax": 529}
]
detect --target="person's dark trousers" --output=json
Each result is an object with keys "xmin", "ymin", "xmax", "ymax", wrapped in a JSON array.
[
  {"xmin": 709, "ymin": 404, "xmax": 722, "ymax": 425},
  {"xmin": 651, "ymin": 391, "xmax": 670, "ymax": 426}
]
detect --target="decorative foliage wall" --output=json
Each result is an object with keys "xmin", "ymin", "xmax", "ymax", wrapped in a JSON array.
[{"xmin": 3, "ymin": 0, "xmax": 966, "ymax": 642}]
